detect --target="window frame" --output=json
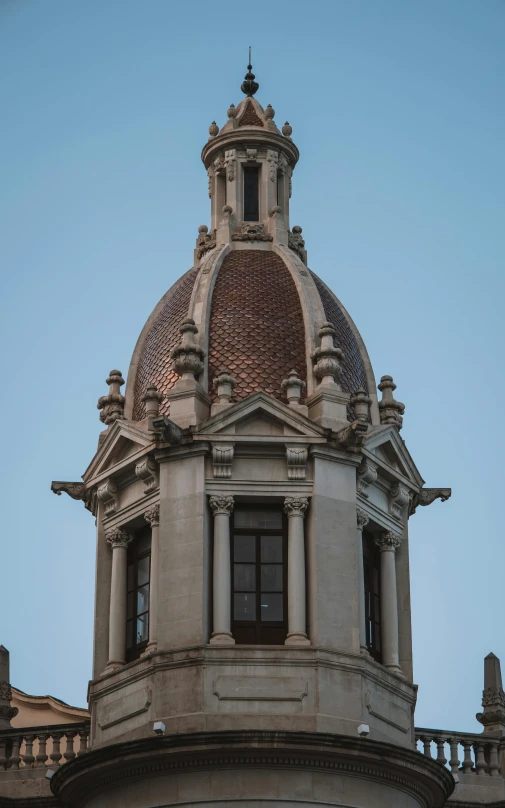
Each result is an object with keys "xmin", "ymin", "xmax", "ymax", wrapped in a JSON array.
[
  {"xmin": 230, "ymin": 505, "xmax": 288, "ymax": 645},
  {"xmin": 242, "ymin": 165, "xmax": 260, "ymax": 222},
  {"xmin": 362, "ymin": 530, "xmax": 382, "ymax": 663},
  {"xmin": 125, "ymin": 527, "xmax": 151, "ymax": 662}
]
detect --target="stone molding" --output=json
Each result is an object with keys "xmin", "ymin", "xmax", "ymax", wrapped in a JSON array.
[
  {"xmin": 144, "ymin": 504, "xmax": 160, "ymax": 528},
  {"xmin": 212, "ymin": 444, "xmax": 234, "ymax": 478},
  {"xmin": 209, "ymin": 495, "xmax": 234, "ymax": 516},
  {"xmin": 49, "ymin": 729, "xmax": 454, "ymax": 807},
  {"xmin": 97, "ymin": 479, "xmax": 118, "ymax": 518},
  {"xmin": 105, "ymin": 527, "xmax": 131, "ymax": 550},
  {"xmin": 285, "ymin": 445, "xmax": 308, "ymax": 480},
  {"xmin": 375, "ymin": 531, "xmax": 402, "ymax": 553},
  {"xmin": 284, "ymin": 496, "xmax": 309, "ymax": 518},
  {"xmin": 135, "ymin": 456, "xmax": 159, "ymax": 495},
  {"xmin": 389, "ymin": 482, "xmax": 410, "ymax": 520},
  {"xmin": 356, "ymin": 507, "xmax": 369, "ymax": 530},
  {"xmin": 357, "ymin": 457, "xmax": 378, "ymax": 497}
]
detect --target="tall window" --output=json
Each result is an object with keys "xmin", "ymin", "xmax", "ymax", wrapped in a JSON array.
[
  {"xmin": 126, "ymin": 528, "xmax": 151, "ymax": 661},
  {"xmin": 363, "ymin": 531, "xmax": 381, "ymax": 662},
  {"xmin": 231, "ymin": 507, "xmax": 287, "ymax": 644},
  {"xmin": 243, "ymin": 166, "xmax": 259, "ymax": 221}
]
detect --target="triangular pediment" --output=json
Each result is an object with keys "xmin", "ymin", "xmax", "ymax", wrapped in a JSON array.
[
  {"xmin": 363, "ymin": 426, "xmax": 424, "ymax": 488},
  {"xmin": 83, "ymin": 420, "xmax": 156, "ymax": 484},
  {"xmin": 197, "ymin": 392, "xmax": 327, "ymax": 441}
]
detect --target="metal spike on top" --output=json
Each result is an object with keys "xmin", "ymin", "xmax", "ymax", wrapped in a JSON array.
[{"xmin": 241, "ymin": 46, "xmax": 259, "ymax": 97}]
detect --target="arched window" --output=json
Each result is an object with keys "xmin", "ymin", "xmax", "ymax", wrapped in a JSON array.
[{"xmin": 126, "ymin": 528, "xmax": 151, "ymax": 662}]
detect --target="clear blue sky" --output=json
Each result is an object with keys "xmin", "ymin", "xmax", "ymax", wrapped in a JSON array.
[{"xmin": 1, "ymin": 0, "xmax": 503, "ymax": 733}]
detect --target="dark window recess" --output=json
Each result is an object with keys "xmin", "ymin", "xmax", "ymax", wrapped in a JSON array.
[
  {"xmin": 231, "ymin": 507, "xmax": 287, "ymax": 644},
  {"xmin": 363, "ymin": 531, "xmax": 382, "ymax": 663},
  {"xmin": 243, "ymin": 167, "xmax": 259, "ymax": 221},
  {"xmin": 126, "ymin": 528, "xmax": 151, "ymax": 662}
]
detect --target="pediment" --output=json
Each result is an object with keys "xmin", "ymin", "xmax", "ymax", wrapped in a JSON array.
[
  {"xmin": 197, "ymin": 392, "xmax": 326, "ymax": 441},
  {"xmin": 363, "ymin": 426, "xmax": 424, "ymax": 488},
  {"xmin": 83, "ymin": 420, "xmax": 155, "ymax": 484}
]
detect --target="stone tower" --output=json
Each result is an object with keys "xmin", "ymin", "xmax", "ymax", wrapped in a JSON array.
[{"xmin": 51, "ymin": 62, "xmax": 454, "ymax": 807}]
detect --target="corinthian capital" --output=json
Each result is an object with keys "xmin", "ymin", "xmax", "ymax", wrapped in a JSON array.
[
  {"xmin": 105, "ymin": 527, "xmax": 131, "ymax": 550},
  {"xmin": 284, "ymin": 496, "xmax": 309, "ymax": 518},
  {"xmin": 375, "ymin": 531, "xmax": 402, "ymax": 553},
  {"xmin": 356, "ymin": 507, "xmax": 369, "ymax": 530},
  {"xmin": 209, "ymin": 495, "xmax": 234, "ymax": 516},
  {"xmin": 144, "ymin": 504, "xmax": 160, "ymax": 527}
]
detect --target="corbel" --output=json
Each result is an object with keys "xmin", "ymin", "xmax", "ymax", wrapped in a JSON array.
[
  {"xmin": 212, "ymin": 444, "xmax": 235, "ymax": 479},
  {"xmin": 389, "ymin": 482, "xmax": 410, "ymax": 520},
  {"xmin": 285, "ymin": 444, "xmax": 308, "ymax": 480},
  {"xmin": 97, "ymin": 478, "xmax": 118, "ymax": 517},
  {"xmin": 135, "ymin": 456, "xmax": 159, "ymax": 495},
  {"xmin": 357, "ymin": 457, "xmax": 378, "ymax": 498}
]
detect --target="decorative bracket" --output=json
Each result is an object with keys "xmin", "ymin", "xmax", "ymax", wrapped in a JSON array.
[
  {"xmin": 285, "ymin": 445, "xmax": 308, "ymax": 480},
  {"xmin": 357, "ymin": 457, "xmax": 378, "ymax": 498},
  {"xmin": 135, "ymin": 457, "xmax": 159, "ymax": 495},
  {"xmin": 335, "ymin": 420, "xmax": 368, "ymax": 454},
  {"xmin": 389, "ymin": 483, "xmax": 410, "ymax": 520},
  {"xmin": 409, "ymin": 487, "xmax": 452, "ymax": 515},
  {"xmin": 151, "ymin": 417, "xmax": 184, "ymax": 445},
  {"xmin": 97, "ymin": 479, "xmax": 118, "ymax": 517},
  {"xmin": 212, "ymin": 444, "xmax": 235, "ymax": 479}
]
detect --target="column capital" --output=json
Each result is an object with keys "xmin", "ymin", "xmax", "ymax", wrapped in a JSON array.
[
  {"xmin": 356, "ymin": 507, "xmax": 369, "ymax": 530},
  {"xmin": 105, "ymin": 527, "xmax": 131, "ymax": 550},
  {"xmin": 209, "ymin": 495, "xmax": 234, "ymax": 516},
  {"xmin": 375, "ymin": 530, "xmax": 402, "ymax": 553},
  {"xmin": 284, "ymin": 496, "xmax": 309, "ymax": 518},
  {"xmin": 144, "ymin": 504, "xmax": 160, "ymax": 527}
]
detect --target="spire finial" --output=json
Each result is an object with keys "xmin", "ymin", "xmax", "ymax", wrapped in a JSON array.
[{"xmin": 241, "ymin": 48, "xmax": 259, "ymax": 97}]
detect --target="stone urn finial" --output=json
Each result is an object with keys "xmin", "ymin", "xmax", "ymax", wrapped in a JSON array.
[
  {"xmin": 265, "ymin": 104, "xmax": 275, "ymax": 120},
  {"xmin": 312, "ymin": 323, "xmax": 345, "ymax": 388},
  {"xmin": 171, "ymin": 319, "xmax": 205, "ymax": 382},
  {"xmin": 281, "ymin": 370, "xmax": 306, "ymax": 407},
  {"xmin": 378, "ymin": 375, "xmax": 405, "ymax": 429},
  {"xmin": 208, "ymin": 121, "xmax": 219, "ymax": 138},
  {"xmin": 142, "ymin": 384, "xmax": 163, "ymax": 426},
  {"xmin": 282, "ymin": 121, "xmax": 292, "ymax": 137},
  {"xmin": 350, "ymin": 388, "xmax": 371, "ymax": 423},
  {"xmin": 97, "ymin": 370, "xmax": 125, "ymax": 426},
  {"xmin": 214, "ymin": 368, "xmax": 236, "ymax": 404}
]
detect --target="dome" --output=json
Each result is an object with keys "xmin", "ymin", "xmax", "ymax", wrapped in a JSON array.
[{"xmin": 125, "ymin": 248, "xmax": 375, "ymax": 424}]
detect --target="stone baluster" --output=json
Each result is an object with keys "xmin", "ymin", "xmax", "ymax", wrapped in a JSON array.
[
  {"xmin": 378, "ymin": 375, "xmax": 405, "ymax": 429},
  {"xmin": 435, "ymin": 737, "xmax": 447, "ymax": 767},
  {"xmin": 0, "ymin": 740, "xmax": 6, "ymax": 770},
  {"xmin": 283, "ymin": 497, "xmax": 311, "ymax": 646},
  {"xmin": 281, "ymin": 370, "xmax": 306, "ymax": 408},
  {"xmin": 49, "ymin": 732, "xmax": 62, "ymax": 767},
  {"xmin": 475, "ymin": 742, "xmax": 487, "ymax": 775},
  {"xmin": 462, "ymin": 740, "xmax": 474, "ymax": 773},
  {"xmin": 374, "ymin": 531, "xmax": 402, "ymax": 673},
  {"xmin": 145, "ymin": 504, "xmax": 160, "ymax": 652},
  {"xmin": 23, "ymin": 734, "xmax": 35, "ymax": 767},
  {"xmin": 209, "ymin": 496, "xmax": 235, "ymax": 645},
  {"xmin": 36, "ymin": 733, "xmax": 48, "ymax": 767},
  {"xmin": 63, "ymin": 731, "xmax": 76, "ymax": 762},
  {"xmin": 449, "ymin": 738, "xmax": 460, "ymax": 776},
  {"xmin": 142, "ymin": 385, "xmax": 163, "ymax": 430},
  {"xmin": 105, "ymin": 527, "xmax": 132, "ymax": 671},
  {"xmin": 77, "ymin": 728, "xmax": 88, "ymax": 757},
  {"xmin": 356, "ymin": 508, "xmax": 369, "ymax": 655},
  {"xmin": 9, "ymin": 736, "xmax": 21, "ymax": 769},
  {"xmin": 489, "ymin": 741, "xmax": 500, "ymax": 776},
  {"xmin": 421, "ymin": 736, "xmax": 432, "ymax": 758}
]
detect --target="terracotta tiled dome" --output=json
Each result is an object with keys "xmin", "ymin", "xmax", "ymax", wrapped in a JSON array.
[{"xmin": 127, "ymin": 249, "xmax": 371, "ymax": 422}]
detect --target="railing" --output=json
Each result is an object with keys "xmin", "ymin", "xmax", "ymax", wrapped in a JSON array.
[
  {"xmin": 0, "ymin": 722, "xmax": 89, "ymax": 771},
  {"xmin": 415, "ymin": 728, "xmax": 502, "ymax": 779}
]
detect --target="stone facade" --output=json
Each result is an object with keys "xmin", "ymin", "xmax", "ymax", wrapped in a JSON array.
[{"xmin": 0, "ymin": 62, "xmax": 501, "ymax": 808}]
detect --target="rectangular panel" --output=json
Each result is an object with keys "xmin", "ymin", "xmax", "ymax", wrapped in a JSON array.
[
  {"xmin": 137, "ymin": 584, "xmax": 149, "ymax": 615},
  {"xmin": 260, "ymin": 564, "xmax": 283, "ymax": 591},
  {"xmin": 138, "ymin": 556, "xmax": 150, "ymax": 586},
  {"xmin": 260, "ymin": 535, "xmax": 283, "ymax": 562},
  {"xmin": 234, "ymin": 563, "xmax": 256, "ymax": 591},
  {"xmin": 214, "ymin": 676, "xmax": 307, "ymax": 701},
  {"xmin": 234, "ymin": 592, "xmax": 256, "ymax": 621},
  {"xmin": 233, "ymin": 535, "xmax": 256, "ymax": 562},
  {"xmin": 235, "ymin": 510, "xmax": 282, "ymax": 530},
  {"xmin": 260, "ymin": 593, "xmax": 283, "ymax": 621}
]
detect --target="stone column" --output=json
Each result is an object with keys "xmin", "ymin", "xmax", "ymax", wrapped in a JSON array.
[
  {"xmin": 284, "ymin": 497, "xmax": 311, "ymax": 646},
  {"xmin": 375, "ymin": 531, "xmax": 402, "ymax": 673},
  {"xmin": 144, "ymin": 504, "xmax": 160, "ymax": 653},
  {"xmin": 105, "ymin": 527, "xmax": 131, "ymax": 670},
  {"xmin": 356, "ymin": 508, "xmax": 369, "ymax": 655},
  {"xmin": 209, "ymin": 495, "xmax": 235, "ymax": 645}
]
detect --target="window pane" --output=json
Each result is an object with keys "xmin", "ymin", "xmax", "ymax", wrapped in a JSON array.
[
  {"xmin": 243, "ymin": 166, "xmax": 259, "ymax": 222},
  {"xmin": 235, "ymin": 510, "xmax": 282, "ymax": 530},
  {"xmin": 260, "ymin": 535, "xmax": 282, "ymax": 563},
  {"xmin": 234, "ymin": 535, "xmax": 255, "ymax": 562},
  {"xmin": 261, "ymin": 564, "xmax": 283, "ymax": 591},
  {"xmin": 137, "ymin": 583, "xmax": 149, "ymax": 615},
  {"xmin": 138, "ymin": 556, "xmax": 150, "ymax": 587},
  {"xmin": 137, "ymin": 532, "xmax": 151, "ymax": 555},
  {"xmin": 126, "ymin": 620, "xmax": 133, "ymax": 649},
  {"xmin": 136, "ymin": 614, "xmax": 149, "ymax": 644},
  {"xmin": 260, "ymin": 593, "xmax": 283, "ymax": 621},
  {"xmin": 234, "ymin": 593, "xmax": 256, "ymax": 621},
  {"xmin": 127, "ymin": 564, "xmax": 134, "ymax": 592},
  {"xmin": 234, "ymin": 564, "xmax": 255, "ymax": 591},
  {"xmin": 127, "ymin": 592, "xmax": 134, "ymax": 619}
]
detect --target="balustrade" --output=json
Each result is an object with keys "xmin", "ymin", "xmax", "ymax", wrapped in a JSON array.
[
  {"xmin": 416, "ymin": 728, "xmax": 502, "ymax": 780},
  {"xmin": 0, "ymin": 722, "xmax": 88, "ymax": 772}
]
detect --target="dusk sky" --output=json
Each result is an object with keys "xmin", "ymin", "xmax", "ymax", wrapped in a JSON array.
[{"xmin": 1, "ymin": 0, "xmax": 504, "ymax": 734}]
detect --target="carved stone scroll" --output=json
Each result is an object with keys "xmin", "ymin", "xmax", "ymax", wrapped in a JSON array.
[
  {"xmin": 135, "ymin": 457, "xmax": 159, "ymax": 495},
  {"xmin": 286, "ymin": 446, "xmax": 308, "ymax": 480},
  {"xmin": 212, "ymin": 445, "xmax": 234, "ymax": 479},
  {"xmin": 97, "ymin": 479, "xmax": 118, "ymax": 517}
]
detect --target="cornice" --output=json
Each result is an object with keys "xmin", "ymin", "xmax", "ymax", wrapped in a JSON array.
[
  {"xmin": 201, "ymin": 129, "xmax": 299, "ymax": 169},
  {"xmin": 205, "ymin": 479, "xmax": 312, "ymax": 497}
]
